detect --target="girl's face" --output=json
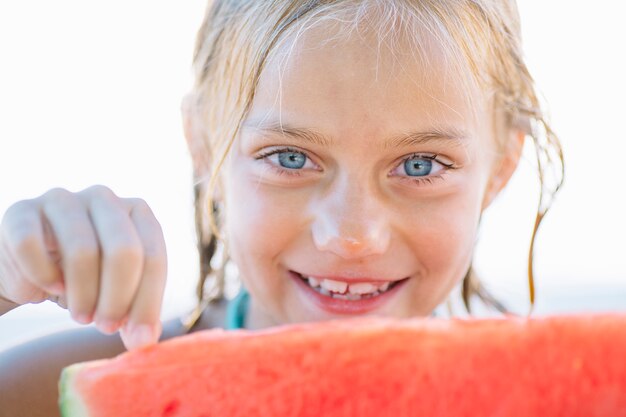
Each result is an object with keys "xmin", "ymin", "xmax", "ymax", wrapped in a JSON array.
[{"xmin": 221, "ymin": 24, "xmax": 517, "ymax": 328}]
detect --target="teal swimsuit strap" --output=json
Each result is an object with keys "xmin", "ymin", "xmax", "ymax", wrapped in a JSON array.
[{"xmin": 225, "ymin": 287, "xmax": 250, "ymax": 330}]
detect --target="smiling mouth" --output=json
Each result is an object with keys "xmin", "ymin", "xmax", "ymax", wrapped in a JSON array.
[{"xmin": 293, "ymin": 272, "xmax": 408, "ymax": 301}]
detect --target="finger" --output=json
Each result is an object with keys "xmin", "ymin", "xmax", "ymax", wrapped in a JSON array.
[
  {"xmin": 119, "ymin": 198, "xmax": 167, "ymax": 350},
  {"xmin": 47, "ymin": 293, "xmax": 68, "ymax": 309},
  {"xmin": 1, "ymin": 199, "xmax": 64, "ymax": 295},
  {"xmin": 81, "ymin": 186, "xmax": 144, "ymax": 334},
  {"xmin": 0, "ymin": 227, "xmax": 49, "ymax": 305},
  {"xmin": 41, "ymin": 188, "xmax": 100, "ymax": 324}
]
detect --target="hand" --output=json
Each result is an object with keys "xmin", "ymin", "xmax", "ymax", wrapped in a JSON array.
[{"xmin": 0, "ymin": 185, "xmax": 167, "ymax": 350}]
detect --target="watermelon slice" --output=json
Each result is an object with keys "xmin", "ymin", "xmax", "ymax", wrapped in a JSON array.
[{"xmin": 59, "ymin": 314, "xmax": 626, "ymax": 416}]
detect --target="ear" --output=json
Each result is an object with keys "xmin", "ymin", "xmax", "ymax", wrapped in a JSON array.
[
  {"xmin": 481, "ymin": 129, "xmax": 526, "ymax": 209},
  {"xmin": 181, "ymin": 94, "xmax": 211, "ymax": 178}
]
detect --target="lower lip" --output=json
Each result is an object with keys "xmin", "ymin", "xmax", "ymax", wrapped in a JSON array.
[{"xmin": 289, "ymin": 271, "xmax": 409, "ymax": 315}]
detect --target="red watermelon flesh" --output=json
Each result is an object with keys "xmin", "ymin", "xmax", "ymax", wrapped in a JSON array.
[{"xmin": 59, "ymin": 314, "xmax": 626, "ymax": 417}]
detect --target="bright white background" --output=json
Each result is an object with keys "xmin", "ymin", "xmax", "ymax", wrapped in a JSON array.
[{"xmin": 1, "ymin": 1, "xmax": 624, "ymax": 351}]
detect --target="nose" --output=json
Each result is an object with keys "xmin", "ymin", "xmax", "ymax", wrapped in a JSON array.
[{"xmin": 310, "ymin": 183, "xmax": 391, "ymax": 259}]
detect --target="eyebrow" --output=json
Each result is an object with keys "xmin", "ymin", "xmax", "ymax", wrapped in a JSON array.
[{"xmin": 241, "ymin": 121, "xmax": 467, "ymax": 149}]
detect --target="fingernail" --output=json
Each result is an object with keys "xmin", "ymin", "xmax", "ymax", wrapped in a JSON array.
[
  {"xmin": 125, "ymin": 325, "xmax": 156, "ymax": 350},
  {"xmin": 73, "ymin": 313, "xmax": 92, "ymax": 325},
  {"xmin": 96, "ymin": 319, "xmax": 120, "ymax": 335}
]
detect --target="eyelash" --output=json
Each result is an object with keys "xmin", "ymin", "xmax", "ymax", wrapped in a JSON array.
[{"xmin": 255, "ymin": 148, "xmax": 457, "ymax": 185}]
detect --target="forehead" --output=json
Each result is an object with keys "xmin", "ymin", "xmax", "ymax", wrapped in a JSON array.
[{"xmin": 245, "ymin": 18, "xmax": 490, "ymax": 139}]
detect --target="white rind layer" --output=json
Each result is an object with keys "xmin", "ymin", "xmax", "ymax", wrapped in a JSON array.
[{"xmin": 59, "ymin": 363, "xmax": 93, "ymax": 417}]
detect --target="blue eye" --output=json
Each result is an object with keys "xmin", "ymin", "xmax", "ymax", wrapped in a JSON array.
[
  {"xmin": 403, "ymin": 157, "xmax": 433, "ymax": 176},
  {"xmin": 277, "ymin": 150, "xmax": 307, "ymax": 169},
  {"xmin": 390, "ymin": 153, "xmax": 456, "ymax": 185},
  {"xmin": 257, "ymin": 148, "xmax": 317, "ymax": 174}
]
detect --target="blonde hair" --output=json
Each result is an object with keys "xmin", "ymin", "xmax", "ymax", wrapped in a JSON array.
[{"xmin": 184, "ymin": 0, "xmax": 564, "ymax": 327}]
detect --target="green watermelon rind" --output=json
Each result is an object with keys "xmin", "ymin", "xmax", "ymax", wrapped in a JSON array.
[{"xmin": 59, "ymin": 363, "xmax": 91, "ymax": 417}]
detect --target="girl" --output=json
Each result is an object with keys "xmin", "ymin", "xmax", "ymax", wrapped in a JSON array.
[{"xmin": 0, "ymin": 0, "xmax": 563, "ymax": 415}]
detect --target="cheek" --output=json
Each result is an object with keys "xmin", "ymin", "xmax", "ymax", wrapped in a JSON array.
[
  {"xmin": 393, "ymin": 194, "xmax": 482, "ymax": 315},
  {"xmin": 223, "ymin": 173, "xmax": 308, "ymax": 273},
  {"xmin": 402, "ymin": 186, "xmax": 484, "ymax": 278},
  {"xmin": 431, "ymin": 208, "xmax": 477, "ymax": 269}
]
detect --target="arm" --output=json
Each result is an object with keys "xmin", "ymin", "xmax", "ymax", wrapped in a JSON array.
[
  {"xmin": 0, "ymin": 327, "xmax": 126, "ymax": 417},
  {"xmin": 0, "ymin": 295, "xmax": 18, "ymax": 316},
  {"xmin": 0, "ymin": 317, "xmax": 189, "ymax": 417}
]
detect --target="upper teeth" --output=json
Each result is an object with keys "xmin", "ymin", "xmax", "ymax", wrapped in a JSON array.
[
  {"xmin": 305, "ymin": 277, "xmax": 392, "ymax": 295},
  {"xmin": 347, "ymin": 282, "xmax": 378, "ymax": 295},
  {"xmin": 321, "ymin": 279, "xmax": 348, "ymax": 293}
]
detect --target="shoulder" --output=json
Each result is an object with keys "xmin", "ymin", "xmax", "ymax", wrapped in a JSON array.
[{"xmin": 0, "ymin": 300, "xmax": 228, "ymax": 417}]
